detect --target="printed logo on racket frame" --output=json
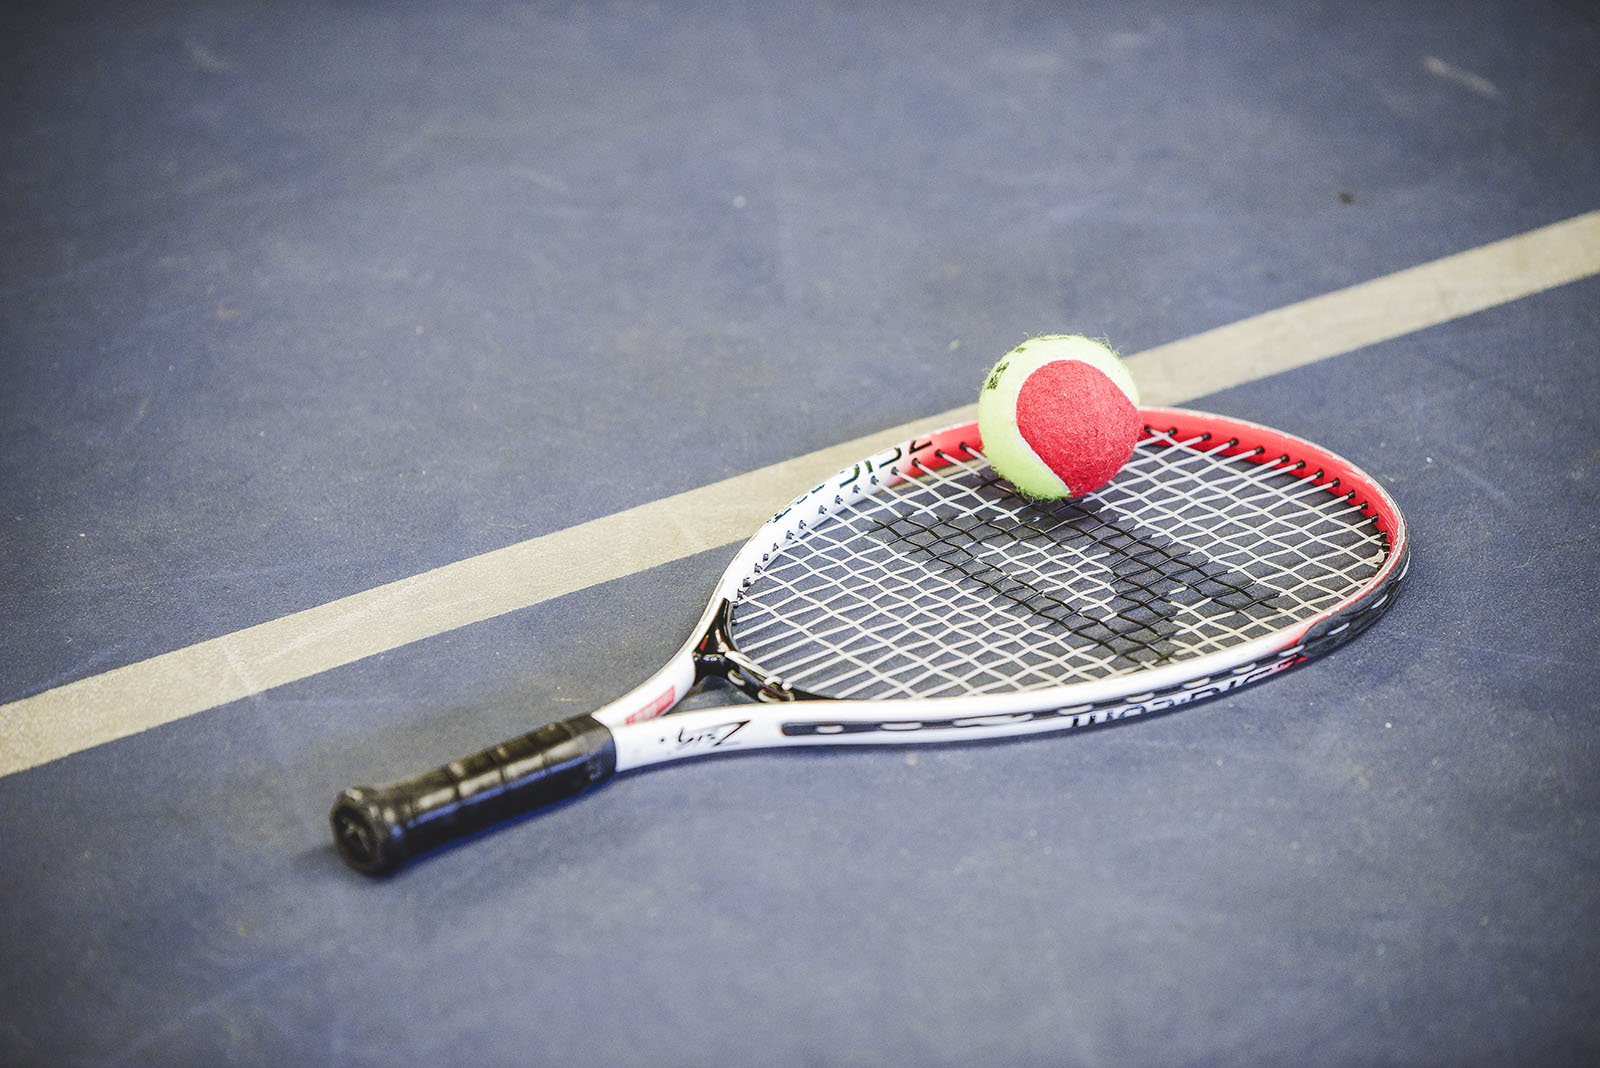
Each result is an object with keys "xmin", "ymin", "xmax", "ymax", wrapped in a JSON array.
[{"xmin": 779, "ymin": 652, "xmax": 1301, "ymax": 738}]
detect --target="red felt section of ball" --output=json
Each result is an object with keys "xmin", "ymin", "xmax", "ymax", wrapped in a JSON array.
[{"xmin": 1014, "ymin": 360, "xmax": 1140, "ymax": 495}]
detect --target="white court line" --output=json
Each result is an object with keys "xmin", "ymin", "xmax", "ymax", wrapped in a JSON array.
[{"xmin": 3, "ymin": 209, "xmax": 1598, "ymax": 777}]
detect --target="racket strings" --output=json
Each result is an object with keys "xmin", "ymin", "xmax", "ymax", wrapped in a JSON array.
[
  {"xmin": 879, "ymin": 494, "xmax": 1263, "ymax": 666},
  {"xmin": 729, "ymin": 430, "xmax": 1388, "ymax": 699},
  {"xmin": 1106, "ymin": 434, "xmax": 1383, "ymax": 604}
]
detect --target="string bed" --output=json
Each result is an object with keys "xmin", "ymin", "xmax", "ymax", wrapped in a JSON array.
[{"xmin": 728, "ymin": 427, "xmax": 1389, "ymax": 700}]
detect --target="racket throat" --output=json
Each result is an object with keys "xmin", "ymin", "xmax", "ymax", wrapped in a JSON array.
[{"xmin": 695, "ymin": 599, "xmax": 798, "ymax": 703}]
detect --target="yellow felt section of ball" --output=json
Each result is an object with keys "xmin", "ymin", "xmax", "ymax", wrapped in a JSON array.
[{"xmin": 976, "ymin": 334, "xmax": 1140, "ymax": 499}]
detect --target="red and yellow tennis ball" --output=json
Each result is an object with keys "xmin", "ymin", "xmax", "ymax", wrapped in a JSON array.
[{"xmin": 977, "ymin": 335, "xmax": 1142, "ymax": 499}]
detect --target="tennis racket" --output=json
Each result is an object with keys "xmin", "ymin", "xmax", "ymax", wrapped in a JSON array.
[{"xmin": 332, "ymin": 407, "xmax": 1409, "ymax": 875}]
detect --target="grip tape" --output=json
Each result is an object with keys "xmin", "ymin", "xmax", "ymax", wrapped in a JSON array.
[{"xmin": 331, "ymin": 714, "xmax": 617, "ymax": 876}]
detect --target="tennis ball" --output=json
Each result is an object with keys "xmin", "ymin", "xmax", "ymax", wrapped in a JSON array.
[{"xmin": 977, "ymin": 334, "xmax": 1141, "ymax": 499}]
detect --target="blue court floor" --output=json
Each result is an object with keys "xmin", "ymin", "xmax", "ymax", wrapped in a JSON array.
[{"xmin": 3, "ymin": 2, "xmax": 1598, "ymax": 1065}]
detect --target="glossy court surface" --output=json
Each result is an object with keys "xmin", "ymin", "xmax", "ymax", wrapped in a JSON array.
[{"xmin": 2, "ymin": 2, "xmax": 1598, "ymax": 1064}]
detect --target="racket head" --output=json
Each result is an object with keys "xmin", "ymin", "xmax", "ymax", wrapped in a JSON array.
[{"xmin": 695, "ymin": 407, "xmax": 1407, "ymax": 719}]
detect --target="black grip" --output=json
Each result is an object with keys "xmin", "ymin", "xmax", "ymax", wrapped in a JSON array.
[{"xmin": 330, "ymin": 714, "xmax": 617, "ymax": 876}]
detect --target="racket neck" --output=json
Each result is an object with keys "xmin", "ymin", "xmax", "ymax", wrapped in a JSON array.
[{"xmin": 695, "ymin": 599, "xmax": 807, "ymax": 702}]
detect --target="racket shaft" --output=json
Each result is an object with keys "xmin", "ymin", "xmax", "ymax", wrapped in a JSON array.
[{"xmin": 331, "ymin": 714, "xmax": 616, "ymax": 875}]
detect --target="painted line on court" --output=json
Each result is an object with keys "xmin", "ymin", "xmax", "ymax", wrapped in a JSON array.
[{"xmin": 3, "ymin": 209, "xmax": 1598, "ymax": 777}]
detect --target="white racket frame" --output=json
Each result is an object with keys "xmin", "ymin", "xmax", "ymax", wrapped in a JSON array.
[{"xmin": 590, "ymin": 407, "xmax": 1410, "ymax": 773}]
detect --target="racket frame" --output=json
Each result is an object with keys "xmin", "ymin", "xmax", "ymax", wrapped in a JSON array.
[{"xmin": 589, "ymin": 407, "xmax": 1409, "ymax": 771}]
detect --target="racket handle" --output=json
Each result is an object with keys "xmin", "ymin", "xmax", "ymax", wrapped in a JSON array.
[{"xmin": 330, "ymin": 714, "xmax": 617, "ymax": 876}]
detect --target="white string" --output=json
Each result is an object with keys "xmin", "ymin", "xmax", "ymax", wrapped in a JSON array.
[{"xmin": 729, "ymin": 430, "xmax": 1388, "ymax": 700}]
